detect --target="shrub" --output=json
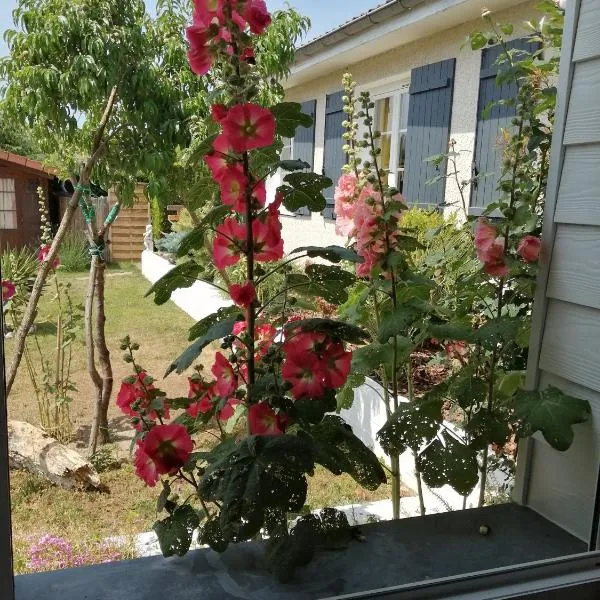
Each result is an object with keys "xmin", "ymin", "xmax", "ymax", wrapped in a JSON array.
[
  {"xmin": 59, "ymin": 232, "xmax": 90, "ymax": 272},
  {"xmin": 150, "ymin": 196, "xmax": 171, "ymax": 240}
]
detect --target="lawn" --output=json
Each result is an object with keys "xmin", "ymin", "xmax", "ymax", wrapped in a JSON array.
[{"xmin": 6, "ymin": 264, "xmax": 399, "ymax": 574}]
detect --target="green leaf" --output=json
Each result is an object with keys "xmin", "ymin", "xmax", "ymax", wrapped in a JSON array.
[
  {"xmin": 427, "ymin": 322, "xmax": 476, "ymax": 343},
  {"xmin": 278, "ymin": 172, "xmax": 332, "ymax": 213},
  {"xmin": 145, "ymin": 261, "xmax": 201, "ymax": 305},
  {"xmin": 304, "ymin": 264, "xmax": 355, "ymax": 304},
  {"xmin": 307, "ymin": 415, "xmax": 387, "ymax": 490},
  {"xmin": 417, "ymin": 434, "xmax": 479, "ymax": 495},
  {"xmin": 465, "ymin": 411, "xmax": 511, "ymax": 450},
  {"xmin": 167, "ymin": 316, "xmax": 241, "ymax": 376},
  {"xmin": 279, "ymin": 159, "xmax": 310, "ymax": 171},
  {"xmin": 500, "ymin": 23, "xmax": 514, "ymax": 35},
  {"xmin": 200, "ymin": 518, "xmax": 229, "ymax": 553},
  {"xmin": 198, "ymin": 435, "xmax": 314, "ymax": 542},
  {"xmin": 177, "ymin": 206, "xmax": 231, "ymax": 256},
  {"xmin": 271, "ymin": 102, "xmax": 313, "ymax": 137},
  {"xmin": 153, "ymin": 504, "xmax": 200, "ymax": 558},
  {"xmin": 470, "ymin": 31, "xmax": 488, "ymax": 50},
  {"xmin": 473, "ymin": 317, "xmax": 521, "ymax": 350},
  {"xmin": 498, "ymin": 371, "xmax": 525, "ymax": 398},
  {"xmin": 378, "ymin": 306, "xmax": 421, "ymax": 343},
  {"xmin": 513, "ymin": 386, "xmax": 591, "ymax": 451},
  {"xmin": 336, "ymin": 372, "xmax": 366, "ymax": 412},
  {"xmin": 188, "ymin": 306, "xmax": 243, "ymax": 342},
  {"xmin": 290, "ymin": 245, "xmax": 364, "ymax": 264},
  {"xmin": 377, "ymin": 397, "xmax": 443, "ymax": 455},
  {"xmin": 285, "ymin": 318, "xmax": 370, "ymax": 344}
]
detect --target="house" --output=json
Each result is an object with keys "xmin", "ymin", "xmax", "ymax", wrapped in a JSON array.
[
  {"xmin": 0, "ymin": 151, "xmax": 54, "ymax": 251},
  {"xmin": 272, "ymin": 0, "xmax": 543, "ymax": 250}
]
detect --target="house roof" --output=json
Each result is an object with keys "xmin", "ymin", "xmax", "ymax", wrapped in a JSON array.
[{"xmin": 0, "ymin": 150, "xmax": 55, "ymax": 179}]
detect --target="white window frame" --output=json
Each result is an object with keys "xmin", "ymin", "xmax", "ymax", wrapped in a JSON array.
[{"xmin": 0, "ymin": 178, "xmax": 18, "ymax": 230}]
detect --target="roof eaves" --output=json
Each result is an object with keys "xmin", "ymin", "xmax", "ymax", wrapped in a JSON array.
[{"xmin": 0, "ymin": 150, "xmax": 55, "ymax": 178}]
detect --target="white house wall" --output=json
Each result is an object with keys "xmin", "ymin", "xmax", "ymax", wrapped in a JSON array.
[{"xmin": 277, "ymin": 0, "xmax": 539, "ymax": 251}]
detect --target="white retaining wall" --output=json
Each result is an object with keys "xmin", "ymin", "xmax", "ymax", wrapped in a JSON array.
[{"xmin": 141, "ymin": 250, "xmax": 232, "ymax": 322}]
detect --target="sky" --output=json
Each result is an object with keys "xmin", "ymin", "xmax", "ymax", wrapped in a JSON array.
[{"xmin": 0, "ymin": 0, "xmax": 382, "ymax": 57}]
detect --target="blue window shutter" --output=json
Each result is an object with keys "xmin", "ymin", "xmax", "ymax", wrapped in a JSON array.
[
  {"xmin": 322, "ymin": 90, "xmax": 347, "ymax": 219},
  {"xmin": 293, "ymin": 99, "xmax": 316, "ymax": 217},
  {"xmin": 404, "ymin": 58, "xmax": 456, "ymax": 209},
  {"xmin": 470, "ymin": 38, "xmax": 540, "ymax": 214}
]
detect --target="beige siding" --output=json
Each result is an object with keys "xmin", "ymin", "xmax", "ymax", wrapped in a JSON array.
[{"xmin": 520, "ymin": 0, "xmax": 600, "ymax": 543}]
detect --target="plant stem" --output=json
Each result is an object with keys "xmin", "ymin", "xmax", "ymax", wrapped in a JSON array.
[{"xmin": 407, "ymin": 363, "xmax": 426, "ymax": 516}]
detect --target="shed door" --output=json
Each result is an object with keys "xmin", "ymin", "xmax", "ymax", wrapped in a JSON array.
[
  {"xmin": 293, "ymin": 99, "xmax": 316, "ymax": 216},
  {"xmin": 404, "ymin": 58, "xmax": 456, "ymax": 208},
  {"xmin": 322, "ymin": 90, "xmax": 346, "ymax": 219},
  {"xmin": 470, "ymin": 38, "xmax": 540, "ymax": 213}
]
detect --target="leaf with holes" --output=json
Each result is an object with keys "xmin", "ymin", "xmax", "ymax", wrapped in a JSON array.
[
  {"xmin": 153, "ymin": 504, "xmax": 200, "ymax": 558},
  {"xmin": 145, "ymin": 261, "xmax": 202, "ymax": 305},
  {"xmin": 188, "ymin": 306, "xmax": 243, "ymax": 342},
  {"xmin": 285, "ymin": 317, "xmax": 370, "ymax": 344},
  {"xmin": 278, "ymin": 172, "xmax": 331, "ymax": 213},
  {"xmin": 513, "ymin": 386, "xmax": 591, "ymax": 451},
  {"xmin": 279, "ymin": 159, "xmax": 310, "ymax": 171},
  {"xmin": 336, "ymin": 372, "xmax": 366, "ymax": 412},
  {"xmin": 303, "ymin": 264, "xmax": 355, "ymax": 304},
  {"xmin": 271, "ymin": 102, "xmax": 313, "ymax": 137}
]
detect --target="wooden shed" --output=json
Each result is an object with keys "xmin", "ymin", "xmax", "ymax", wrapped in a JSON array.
[{"xmin": 0, "ymin": 151, "xmax": 54, "ymax": 251}]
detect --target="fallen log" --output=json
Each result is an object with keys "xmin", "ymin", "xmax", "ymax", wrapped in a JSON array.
[{"xmin": 8, "ymin": 421, "xmax": 101, "ymax": 490}]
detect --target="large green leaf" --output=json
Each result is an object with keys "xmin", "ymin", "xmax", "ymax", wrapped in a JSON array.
[
  {"xmin": 145, "ymin": 260, "xmax": 201, "ymax": 305},
  {"xmin": 271, "ymin": 102, "xmax": 313, "ymax": 137},
  {"xmin": 306, "ymin": 415, "xmax": 386, "ymax": 490},
  {"xmin": 278, "ymin": 172, "xmax": 332, "ymax": 213},
  {"xmin": 416, "ymin": 433, "xmax": 479, "ymax": 495},
  {"xmin": 513, "ymin": 386, "xmax": 591, "ymax": 451},
  {"xmin": 377, "ymin": 306, "xmax": 421, "ymax": 343},
  {"xmin": 198, "ymin": 435, "xmax": 315, "ymax": 542},
  {"xmin": 166, "ymin": 316, "xmax": 241, "ymax": 376},
  {"xmin": 290, "ymin": 245, "xmax": 364, "ymax": 264},
  {"xmin": 377, "ymin": 396, "xmax": 443, "ymax": 456},
  {"xmin": 153, "ymin": 504, "xmax": 200, "ymax": 558},
  {"xmin": 188, "ymin": 306, "xmax": 243, "ymax": 342},
  {"xmin": 473, "ymin": 317, "xmax": 521, "ymax": 350},
  {"xmin": 279, "ymin": 159, "xmax": 310, "ymax": 171},
  {"xmin": 336, "ymin": 372, "xmax": 366, "ymax": 412},
  {"xmin": 304, "ymin": 264, "xmax": 355, "ymax": 304},
  {"xmin": 285, "ymin": 318, "xmax": 370, "ymax": 344}
]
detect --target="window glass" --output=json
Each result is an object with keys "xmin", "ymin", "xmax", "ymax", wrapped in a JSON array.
[
  {"xmin": 0, "ymin": 178, "xmax": 17, "ymax": 229},
  {"xmin": 281, "ymin": 136, "xmax": 292, "ymax": 162},
  {"xmin": 397, "ymin": 92, "xmax": 409, "ymax": 193},
  {"xmin": 375, "ymin": 97, "xmax": 392, "ymax": 171}
]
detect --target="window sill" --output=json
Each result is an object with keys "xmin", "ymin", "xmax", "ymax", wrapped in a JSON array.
[{"xmin": 14, "ymin": 504, "xmax": 587, "ymax": 600}]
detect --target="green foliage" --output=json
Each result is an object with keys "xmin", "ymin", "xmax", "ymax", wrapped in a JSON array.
[
  {"xmin": 271, "ymin": 102, "xmax": 313, "ymax": 137},
  {"xmin": 0, "ymin": 104, "xmax": 41, "ymax": 158},
  {"xmin": 290, "ymin": 245, "xmax": 363, "ymax": 264},
  {"xmin": 277, "ymin": 172, "xmax": 332, "ymax": 213},
  {"xmin": 153, "ymin": 504, "xmax": 201, "ymax": 558},
  {"xmin": 150, "ymin": 197, "xmax": 171, "ymax": 240},
  {"xmin": 154, "ymin": 231, "xmax": 188, "ymax": 258},
  {"xmin": 285, "ymin": 318, "xmax": 370, "ymax": 345},
  {"xmin": 1, "ymin": 246, "xmax": 38, "ymax": 316},
  {"xmin": 58, "ymin": 232, "xmax": 90, "ymax": 273},
  {"xmin": 145, "ymin": 260, "xmax": 202, "ymax": 305}
]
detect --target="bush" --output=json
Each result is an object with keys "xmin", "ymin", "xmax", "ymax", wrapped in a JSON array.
[
  {"xmin": 150, "ymin": 196, "xmax": 171, "ymax": 240},
  {"xmin": 59, "ymin": 232, "xmax": 90, "ymax": 272},
  {"xmin": 154, "ymin": 231, "xmax": 188, "ymax": 258}
]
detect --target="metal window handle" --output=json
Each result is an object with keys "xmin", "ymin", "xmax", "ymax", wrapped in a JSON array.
[{"xmin": 471, "ymin": 162, "xmax": 479, "ymax": 189}]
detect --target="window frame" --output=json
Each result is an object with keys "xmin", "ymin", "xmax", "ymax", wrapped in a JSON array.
[{"xmin": 0, "ymin": 178, "xmax": 18, "ymax": 230}]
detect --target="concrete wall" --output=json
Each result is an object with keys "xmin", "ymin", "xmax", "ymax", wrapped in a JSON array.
[
  {"xmin": 141, "ymin": 250, "xmax": 232, "ymax": 322},
  {"xmin": 275, "ymin": 0, "xmax": 539, "ymax": 250}
]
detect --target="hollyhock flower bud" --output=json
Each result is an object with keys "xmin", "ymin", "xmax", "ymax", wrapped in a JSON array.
[
  {"xmin": 1, "ymin": 280, "xmax": 16, "ymax": 303},
  {"xmin": 141, "ymin": 423, "xmax": 194, "ymax": 475},
  {"xmin": 221, "ymin": 103, "xmax": 276, "ymax": 152},
  {"xmin": 517, "ymin": 235, "xmax": 541, "ymax": 263},
  {"xmin": 243, "ymin": 0, "xmax": 272, "ymax": 34},
  {"xmin": 229, "ymin": 281, "xmax": 257, "ymax": 308},
  {"xmin": 248, "ymin": 402, "xmax": 284, "ymax": 436}
]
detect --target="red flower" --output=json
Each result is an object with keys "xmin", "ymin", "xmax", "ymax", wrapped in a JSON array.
[
  {"xmin": 230, "ymin": 281, "xmax": 257, "ymax": 308},
  {"xmin": 252, "ymin": 205, "xmax": 284, "ymax": 262},
  {"xmin": 322, "ymin": 341, "xmax": 352, "ymax": 388},
  {"xmin": 211, "ymin": 103, "xmax": 228, "ymax": 123},
  {"xmin": 193, "ymin": 0, "xmax": 223, "ymax": 28},
  {"xmin": 283, "ymin": 331, "xmax": 326, "ymax": 355},
  {"xmin": 248, "ymin": 402, "xmax": 284, "ymax": 436},
  {"xmin": 212, "ymin": 217, "xmax": 245, "ymax": 269},
  {"xmin": 220, "ymin": 164, "xmax": 249, "ymax": 211},
  {"xmin": 1, "ymin": 280, "xmax": 15, "ymax": 303},
  {"xmin": 133, "ymin": 442, "xmax": 159, "ymax": 487},
  {"xmin": 205, "ymin": 134, "xmax": 235, "ymax": 182},
  {"xmin": 218, "ymin": 398, "xmax": 240, "ymax": 421},
  {"xmin": 221, "ymin": 103, "xmax": 276, "ymax": 152},
  {"xmin": 282, "ymin": 351, "xmax": 327, "ymax": 399},
  {"xmin": 116, "ymin": 372, "xmax": 169, "ymax": 421},
  {"xmin": 517, "ymin": 235, "xmax": 541, "ymax": 263},
  {"xmin": 256, "ymin": 323, "xmax": 276, "ymax": 358},
  {"xmin": 241, "ymin": 46, "xmax": 255, "ymax": 62},
  {"xmin": 243, "ymin": 0, "xmax": 272, "ymax": 34},
  {"xmin": 484, "ymin": 260, "xmax": 510, "ymax": 278},
  {"xmin": 186, "ymin": 25, "xmax": 213, "ymax": 75},
  {"xmin": 142, "ymin": 423, "xmax": 194, "ymax": 475},
  {"xmin": 211, "ymin": 352, "xmax": 237, "ymax": 397},
  {"xmin": 38, "ymin": 244, "xmax": 59, "ymax": 269},
  {"xmin": 474, "ymin": 219, "xmax": 508, "ymax": 278},
  {"xmin": 187, "ymin": 378, "xmax": 215, "ymax": 418},
  {"xmin": 188, "ymin": 395, "xmax": 214, "ymax": 418}
]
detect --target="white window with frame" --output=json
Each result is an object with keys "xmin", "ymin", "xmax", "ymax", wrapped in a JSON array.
[
  {"xmin": 372, "ymin": 84, "xmax": 410, "ymax": 192},
  {"xmin": 0, "ymin": 178, "xmax": 17, "ymax": 230}
]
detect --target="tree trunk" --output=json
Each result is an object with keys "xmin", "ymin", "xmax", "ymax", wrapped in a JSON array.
[
  {"xmin": 8, "ymin": 421, "xmax": 100, "ymax": 490},
  {"xmin": 5, "ymin": 86, "xmax": 119, "ymax": 396}
]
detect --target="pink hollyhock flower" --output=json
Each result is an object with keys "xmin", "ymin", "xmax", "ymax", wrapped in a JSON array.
[
  {"xmin": 335, "ymin": 173, "xmax": 358, "ymax": 205},
  {"xmin": 282, "ymin": 351, "xmax": 327, "ymax": 399},
  {"xmin": 116, "ymin": 372, "xmax": 152, "ymax": 417},
  {"xmin": 211, "ymin": 352, "xmax": 237, "ymax": 397},
  {"xmin": 283, "ymin": 331, "xmax": 326, "ymax": 355},
  {"xmin": 221, "ymin": 103, "xmax": 276, "ymax": 152},
  {"xmin": 188, "ymin": 394, "xmax": 214, "ymax": 418},
  {"xmin": 241, "ymin": 46, "xmax": 255, "ymax": 62},
  {"xmin": 445, "ymin": 341, "xmax": 469, "ymax": 364},
  {"xmin": 38, "ymin": 244, "xmax": 60, "ymax": 268},
  {"xmin": 133, "ymin": 443, "xmax": 159, "ymax": 487},
  {"xmin": 474, "ymin": 219, "xmax": 504, "ymax": 263},
  {"xmin": 187, "ymin": 378, "xmax": 215, "ymax": 417},
  {"xmin": 142, "ymin": 423, "xmax": 194, "ymax": 475},
  {"xmin": 484, "ymin": 259, "xmax": 510, "ymax": 278},
  {"xmin": 205, "ymin": 134, "xmax": 235, "ymax": 182},
  {"xmin": 253, "ymin": 179, "xmax": 266, "ymax": 207},
  {"xmin": 248, "ymin": 402, "xmax": 284, "ymax": 436},
  {"xmin": 212, "ymin": 217, "xmax": 245, "ymax": 269},
  {"xmin": 322, "ymin": 341, "xmax": 352, "ymax": 388},
  {"xmin": 193, "ymin": 0, "xmax": 223, "ymax": 27},
  {"xmin": 218, "ymin": 398, "xmax": 240, "ymax": 421},
  {"xmin": 230, "ymin": 281, "xmax": 257, "ymax": 308},
  {"xmin": 243, "ymin": 0, "xmax": 272, "ymax": 34},
  {"xmin": 1, "ymin": 280, "xmax": 16, "ymax": 303},
  {"xmin": 334, "ymin": 174, "xmax": 359, "ymax": 237},
  {"xmin": 211, "ymin": 103, "xmax": 228, "ymax": 123},
  {"xmin": 256, "ymin": 323, "xmax": 276, "ymax": 357},
  {"xmin": 517, "ymin": 235, "xmax": 541, "ymax": 263},
  {"xmin": 186, "ymin": 25, "xmax": 213, "ymax": 75},
  {"xmin": 220, "ymin": 164, "xmax": 248, "ymax": 211},
  {"xmin": 252, "ymin": 203, "xmax": 284, "ymax": 262}
]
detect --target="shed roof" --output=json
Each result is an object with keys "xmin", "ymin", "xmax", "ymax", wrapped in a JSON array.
[{"xmin": 0, "ymin": 150, "xmax": 55, "ymax": 179}]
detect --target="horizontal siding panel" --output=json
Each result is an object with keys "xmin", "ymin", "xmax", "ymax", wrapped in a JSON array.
[
  {"xmin": 554, "ymin": 144, "xmax": 600, "ymax": 224},
  {"xmin": 527, "ymin": 371, "xmax": 599, "ymax": 542},
  {"xmin": 539, "ymin": 300, "xmax": 600, "ymax": 392},
  {"xmin": 546, "ymin": 224, "xmax": 600, "ymax": 309},
  {"xmin": 563, "ymin": 58, "xmax": 600, "ymax": 145},
  {"xmin": 573, "ymin": 0, "xmax": 600, "ymax": 63}
]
